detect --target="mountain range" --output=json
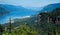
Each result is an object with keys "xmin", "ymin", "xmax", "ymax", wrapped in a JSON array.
[
  {"xmin": 0, "ymin": 4, "xmax": 39, "ymax": 17},
  {"xmin": 0, "ymin": 4, "xmax": 39, "ymax": 23},
  {"xmin": 41, "ymin": 3, "xmax": 60, "ymax": 12},
  {"xmin": 0, "ymin": 3, "xmax": 60, "ymax": 24}
]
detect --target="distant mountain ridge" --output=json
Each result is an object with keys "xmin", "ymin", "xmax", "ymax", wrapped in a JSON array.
[
  {"xmin": 0, "ymin": 4, "xmax": 39, "ymax": 17},
  {"xmin": 0, "ymin": 4, "xmax": 38, "ymax": 23},
  {"xmin": 24, "ymin": 7, "xmax": 43, "ymax": 11},
  {"xmin": 41, "ymin": 3, "xmax": 60, "ymax": 12}
]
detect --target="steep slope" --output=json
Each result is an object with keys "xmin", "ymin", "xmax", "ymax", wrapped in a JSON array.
[{"xmin": 41, "ymin": 3, "xmax": 60, "ymax": 12}]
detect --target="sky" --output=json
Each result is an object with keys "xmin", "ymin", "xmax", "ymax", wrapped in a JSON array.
[{"xmin": 0, "ymin": 0, "xmax": 60, "ymax": 7}]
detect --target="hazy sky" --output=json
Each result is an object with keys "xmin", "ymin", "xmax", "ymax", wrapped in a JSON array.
[{"xmin": 0, "ymin": 0, "xmax": 60, "ymax": 7}]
